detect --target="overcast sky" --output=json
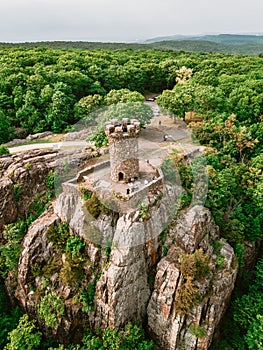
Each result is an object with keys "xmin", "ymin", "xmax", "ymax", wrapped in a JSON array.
[{"xmin": 1, "ymin": 0, "xmax": 263, "ymax": 42}]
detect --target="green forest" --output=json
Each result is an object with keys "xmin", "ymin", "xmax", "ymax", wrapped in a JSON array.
[{"xmin": 0, "ymin": 46, "xmax": 262, "ymax": 349}]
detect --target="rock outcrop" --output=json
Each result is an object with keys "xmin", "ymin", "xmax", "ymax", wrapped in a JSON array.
[
  {"xmin": 0, "ymin": 149, "xmax": 57, "ymax": 229},
  {"xmin": 147, "ymin": 206, "xmax": 238, "ymax": 350},
  {"xmin": 16, "ymin": 206, "xmax": 60, "ymax": 312},
  {"xmin": 0, "ymin": 148, "xmax": 101, "ymax": 231},
  {"xmin": 2, "ymin": 151, "xmax": 239, "ymax": 349},
  {"xmin": 14, "ymin": 203, "xmax": 109, "ymax": 343},
  {"xmin": 5, "ymin": 131, "xmax": 54, "ymax": 147},
  {"xmin": 12, "ymin": 190, "xmax": 238, "ymax": 348}
]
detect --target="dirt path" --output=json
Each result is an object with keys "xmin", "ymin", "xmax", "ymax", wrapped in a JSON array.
[
  {"xmin": 9, "ymin": 102, "xmax": 195, "ymax": 159},
  {"xmin": 137, "ymin": 103, "xmax": 201, "ymax": 168}
]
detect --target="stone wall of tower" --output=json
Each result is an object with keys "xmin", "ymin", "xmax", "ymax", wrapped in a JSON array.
[
  {"xmin": 105, "ymin": 119, "xmax": 140, "ymax": 183},
  {"xmin": 109, "ymin": 137, "xmax": 139, "ymax": 182}
]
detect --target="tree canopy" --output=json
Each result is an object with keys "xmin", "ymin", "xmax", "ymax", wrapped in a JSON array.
[{"xmin": 0, "ymin": 45, "xmax": 263, "ymax": 350}]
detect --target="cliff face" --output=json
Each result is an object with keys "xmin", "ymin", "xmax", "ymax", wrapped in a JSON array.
[
  {"xmin": 0, "ymin": 148, "xmax": 99, "ymax": 231},
  {"xmin": 14, "ymin": 187, "xmax": 237, "ymax": 349},
  {"xmin": 0, "ymin": 149, "xmax": 57, "ymax": 229},
  {"xmin": 147, "ymin": 206, "xmax": 237, "ymax": 350},
  {"xmin": 1, "ymin": 150, "xmax": 239, "ymax": 349},
  {"xmin": 14, "ymin": 208, "xmax": 91, "ymax": 344}
]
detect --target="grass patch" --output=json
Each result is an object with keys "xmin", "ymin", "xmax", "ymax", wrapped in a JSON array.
[
  {"xmin": 46, "ymin": 222, "xmax": 70, "ymax": 251},
  {"xmin": 189, "ymin": 323, "xmax": 207, "ymax": 338}
]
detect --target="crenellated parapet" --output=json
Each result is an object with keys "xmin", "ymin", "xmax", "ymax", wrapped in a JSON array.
[{"xmin": 105, "ymin": 118, "xmax": 140, "ymax": 142}]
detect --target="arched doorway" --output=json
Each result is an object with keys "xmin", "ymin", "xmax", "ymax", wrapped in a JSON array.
[{"xmin": 118, "ymin": 172, "xmax": 124, "ymax": 181}]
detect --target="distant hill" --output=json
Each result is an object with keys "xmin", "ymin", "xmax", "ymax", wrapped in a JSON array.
[
  {"xmin": 144, "ymin": 35, "xmax": 193, "ymax": 43},
  {"xmin": 144, "ymin": 34, "xmax": 263, "ymax": 55},
  {"xmin": 189, "ymin": 34, "xmax": 263, "ymax": 45},
  {"xmin": 145, "ymin": 33, "xmax": 263, "ymax": 45},
  {"xmin": 150, "ymin": 40, "xmax": 263, "ymax": 55},
  {"xmin": 151, "ymin": 40, "xmax": 230, "ymax": 53},
  {"xmin": 1, "ymin": 34, "xmax": 263, "ymax": 55},
  {"xmin": 0, "ymin": 41, "xmax": 150, "ymax": 50}
]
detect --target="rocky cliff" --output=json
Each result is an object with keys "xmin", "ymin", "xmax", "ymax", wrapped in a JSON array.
[
  {"xmin": 0, "ymin": 147, "xmax": 100, "ymax": 231},
  {"xmin": 0, "ymin": 149, "xmax": 57, "ymax": 229},
  {"xmin": 1, "ymin": 150, "xmax": 239, "ymax": 349},
  {"xmin": 147, "ymin": 206, "xmax": 237, "ymax": 350}
]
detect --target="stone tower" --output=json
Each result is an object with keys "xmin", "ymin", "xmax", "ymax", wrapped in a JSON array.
[{"xmin": 105, "ymin": 118, "xmax": 140, "ymax": 183}]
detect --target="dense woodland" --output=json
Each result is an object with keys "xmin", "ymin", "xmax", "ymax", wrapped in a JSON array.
[{"xmin": 0, "ymin": 46, "xmax": 262, "ymax": 349}]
